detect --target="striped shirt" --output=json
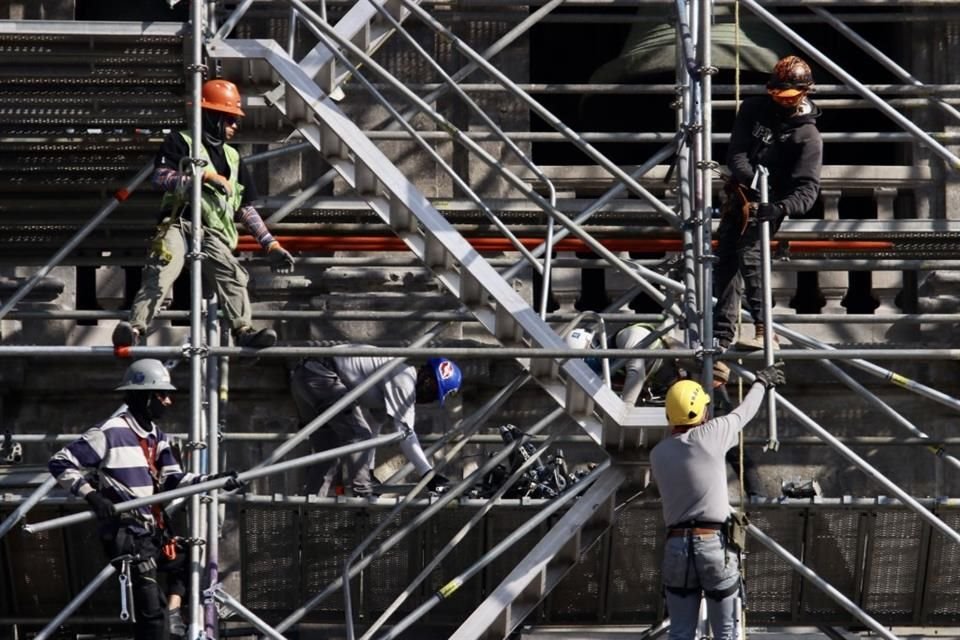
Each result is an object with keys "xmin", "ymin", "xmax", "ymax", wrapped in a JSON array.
[{"xmin": 48, "ymin": 412, "xmax": 199, "ymax": 525}]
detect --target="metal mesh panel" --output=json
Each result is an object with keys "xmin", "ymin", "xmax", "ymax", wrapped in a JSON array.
[
  {"xmin": 301, "ymin": 507, "xmax": 359, "ymax": 615},
  {"xmin": 241, "ymin": 506, "xmax": 301, "ymax": 619},
  {"xmin": 744, "ymin": 509, "xmax": 804, "ymax": 623},
  {"xmin": 606, "ymin": 505, "xmax": 663, "ymax": 623},
  {"xmin": 67, "ymin": 518, "xmax": 121, "ymax": 613},
  {"xmin": 862, "ymin": 509, "xmax": 924, "ymax": 622},
  {"xmin": 4, "ymin": 507, "xmax": 71, "ymax": 617},
  {"xmin": 424, "ymin": 506, "xmax": 485, "ymax": 621},
  {"xmin": 544, "ymin": 530, "xmax": 605, "ymax": 623},
  {"xmin": 362, "ymin": 509, "xmax": 415, "ymax": 616},
  {"xmin": 484, "ymin": 507, "xmax": 549, "ymax": 625},
  {"xmin": 800, "ymin": 509, "xmax": 861, "ymax": 622},
  {"xmin": 921, "ymin": 509, "xmax": 960, "ymax": 624}
]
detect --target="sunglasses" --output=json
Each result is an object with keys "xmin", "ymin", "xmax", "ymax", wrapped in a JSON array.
[{"xmin": 223, "ymin": 116, "xmax": 240, "ymax": 127}]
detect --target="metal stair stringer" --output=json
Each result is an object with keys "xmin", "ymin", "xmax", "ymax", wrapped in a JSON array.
[{"xmin": 207, "ymin": 38, "xmax": 669, "ymax": 447}]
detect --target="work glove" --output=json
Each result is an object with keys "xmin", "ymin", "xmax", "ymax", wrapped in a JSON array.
[
  {"xmin": 754, "ymin": 201, "xmax": 785, "ymax": 223},
  {"xmin": 205, "ymin": 470, "xmax": 246, "ymax": 492},
  {"xmin": 84, "ymin": 491, "xmax": 118, "ymax": 521},
  {"xmin": 754, "ymin": 361, "xmax": 786, "ymax": 390},
  {"xmin": 267, "ymin": 242, "xmax": 295, "ymax": 274}
]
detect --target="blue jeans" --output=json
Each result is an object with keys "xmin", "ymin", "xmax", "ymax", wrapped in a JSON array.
[{"xmin": 661, "ymin": 533, "xmax": 741, "ymax": 640}]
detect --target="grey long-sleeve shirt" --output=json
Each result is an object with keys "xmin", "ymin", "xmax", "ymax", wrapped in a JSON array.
[{"xmin": 650, "ymin": 382, "xmax": 766, "ymax": 528}]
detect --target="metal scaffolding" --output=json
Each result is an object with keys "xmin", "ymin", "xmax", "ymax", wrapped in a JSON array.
[{"xmin": 1, "ymin": 0, "xmax": 960, "ymax": 638}]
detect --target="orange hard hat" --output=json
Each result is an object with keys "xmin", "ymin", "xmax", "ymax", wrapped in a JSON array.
[{"xmin": 200, "ymin": 79, "xmax": 245, "ymax": 117}]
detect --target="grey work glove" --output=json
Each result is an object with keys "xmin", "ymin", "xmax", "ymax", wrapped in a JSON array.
[
  {"xmin": 267, "ymin": 243, "xmax": 295, "ymax": 274},
  {"xmin": 755, "ymin": 201, "xmax": 785, "ymax": 223},
  {"xmin": 754, "ymin": 361, "xmax": 786, "ymax": 389},
  {"xmin": 84, "ymin": 491, "xmax": 118, "ymax": 521}
]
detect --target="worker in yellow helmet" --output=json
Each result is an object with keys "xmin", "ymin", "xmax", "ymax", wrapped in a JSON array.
[
  {"xmin": 651, "ymin": 362, "xmax": 784, "ymax": 640},
  {"xmin": 113, "ymin": 79, "xmax": 295, "ymax": 350}
]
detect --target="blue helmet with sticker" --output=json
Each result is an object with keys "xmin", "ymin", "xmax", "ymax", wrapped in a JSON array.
[
  {"xmin": 564, "ymin": 328, "xmax": 603, "ymax": 374},
  {"xmin": 428, "ymin": 357, "xmax": 462, "ymax": 406}
]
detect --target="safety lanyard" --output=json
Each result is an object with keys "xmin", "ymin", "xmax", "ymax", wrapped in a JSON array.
[{"xmin": 136, "ymin": 434, "xmax": 167, "ymax": 530}]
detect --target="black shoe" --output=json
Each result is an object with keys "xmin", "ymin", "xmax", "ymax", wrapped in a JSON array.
[
  {"xmin": 112, "ymin": 321, "xmax": 142, "ymax": 347},
  {"xmin": 425, "ymin": 473, "xmax": 450, "ymax": 494},
  {"xmin": 234, "ymin": 327, "xmax": 277, "ymax": 349}
]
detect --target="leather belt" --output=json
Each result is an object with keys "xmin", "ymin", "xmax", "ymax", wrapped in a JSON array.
[{"xmin": 668, "ymin": 527, "xmax": 718, "ymax": 538}]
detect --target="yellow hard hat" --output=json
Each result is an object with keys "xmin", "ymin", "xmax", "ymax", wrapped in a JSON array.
[{"xmin": 665, "ymin": 379, "xmax": 710, "ymax": 426}]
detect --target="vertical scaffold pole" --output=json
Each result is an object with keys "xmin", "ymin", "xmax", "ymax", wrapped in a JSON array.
[{"xmin": 757, "ymin": 166, "xmax": 779, "ymax": 451}]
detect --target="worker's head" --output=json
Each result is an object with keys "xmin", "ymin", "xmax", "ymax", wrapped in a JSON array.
[
  {"xmin": 200, "ymin": 79, "xmax": 245, "ymax": 142},
  {"xmin": 416, "ymin": 357, "xmax": 462, "ymax": 406},
  {"xmin": 767, "ymin": 56, "xmax": 813, "ymax": 109},
  {"xmin": 665, "ymin": 379, "xmax": 710, "ymax": 429},
  {"xmin": 116, "ymin": 358, "xmax": 176, "ymax": 420},
  {"xmin": 564, "ymin": 328, "xmax": 603, "ymax": 374}
]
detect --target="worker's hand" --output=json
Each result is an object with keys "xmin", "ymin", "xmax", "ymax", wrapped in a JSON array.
[
  {"xmin": 202, "ymin": 170, "xmax": 233, "ymax": 197},
  {"xmin": 84, "ymin": 491, "xmax": 118, "ymax": 521},
  {"xmin": 755, "ymin": 202, "xmax": 785, "ymax": 223},
  {"xmin": 267, "ymin": 242, "xmax": 295, "ymax": 274},
  {"xmin": 754, "ymin": 361, "xmax": 786, "ymax": 390},
  {"xmin": 204, "ymin": 470, "xmax": 246, "ymax": 492}
]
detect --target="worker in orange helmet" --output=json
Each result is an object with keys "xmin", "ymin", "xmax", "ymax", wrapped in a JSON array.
[
  {"xmin": 713, "ymin": 55, "xmax": 822, "ymax": 362},
  {"xmin": 113, "ymin": 78, "xmax": 294, "ymax": 349}
]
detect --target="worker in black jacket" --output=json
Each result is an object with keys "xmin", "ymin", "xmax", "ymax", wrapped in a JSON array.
[{"xmin": 713, "ymin": 55, "xmax": 823, "ymax": 357}]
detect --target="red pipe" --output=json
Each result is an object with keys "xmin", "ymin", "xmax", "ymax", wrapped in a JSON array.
[{"xmin": 238, "ymin": 235, "xmax": 893, "ymax": 254}]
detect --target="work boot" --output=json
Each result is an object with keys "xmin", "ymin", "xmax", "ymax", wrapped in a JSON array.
[
  {"xmin": 739, "ymin": 323, "xmax": 779, "ymax": 351},
  {"xmin": 168, "ymin": 608, "xmax": 186, "ymax": 639},
  {"xmin": 712, "ymin": 361, "xmax": 730, "ymax": 387},
  {"xmin": 234, "ymin": 326, "xmax": 277, "ymax": 349},
  {"xmin": 425, "ymin": 473, "xmax": 450, "ymax": 494},
  {"xmin": 112, "ymin": 321, "xmax": 142, "ymax": 347}
]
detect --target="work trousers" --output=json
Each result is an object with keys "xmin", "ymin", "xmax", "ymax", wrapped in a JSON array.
[
  {"xmin": 661, "ymin": 532, "xmax": 741, "ymax": 640},
  {"xmin": 102, "ymin": 526, "xmax": 176, "ymax": 640},
  {"xmin": 129, "ymin": 218, "xmax": 251, "ymax": 334},
  {"xmin": 712, "ymin": 206, "xmax": 781, "ymax": 348},
  {"xmin": 290, "ymin": 360, "xmax": 373, "ymax": 496}
]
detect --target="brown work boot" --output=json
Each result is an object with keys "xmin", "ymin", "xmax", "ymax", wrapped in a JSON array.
[
  {"xmin": 234, "ymin": 326, "xmax": 277, "ymax": 349},
  {"xmin": 740, "ymin": 323, "xmax": 779, "ymax": 351}
]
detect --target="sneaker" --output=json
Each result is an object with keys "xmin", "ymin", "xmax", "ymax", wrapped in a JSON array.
[
  {"xmin": 112, "ymin": 321, "xmax": 141, "ymax": 347},
  {"xmin": 168, "ymin": 608, "xmax": 186, "ymax": 638},
  {"xmin": 234, "ymin": 327, "xmax": 277, "ymax": 349}
]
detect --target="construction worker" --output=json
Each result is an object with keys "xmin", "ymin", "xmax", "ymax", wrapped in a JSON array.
[
  {"xmin": 290, "ymin": 348, "xmax": 463, "ymax": 496},
  {"xmin": 650, "ymin": 362, "xmax": 785, "ymax": 640},
  {"xmin": 47, "ymin": 359, "xmax": 241, "ymax": 639},
  {"xmin": 113, "ymin": 78, "xmax": 295, "ymax": 349},
  {"xmin": 713, "ymin": 55, "xmax": 822, "ymax": 354}
]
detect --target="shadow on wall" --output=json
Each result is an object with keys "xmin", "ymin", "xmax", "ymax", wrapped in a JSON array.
[{"xmin": 75, "ymin": 0, "xmax": 188, "ymax": 21}]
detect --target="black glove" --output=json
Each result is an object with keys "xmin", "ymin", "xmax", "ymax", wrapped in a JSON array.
[
  {"xmin": 754, "ymin": 361, "xmax": 786, "ymax": 389},
  {"xmin": 755, "ymin": 201, "xmax": 785, "ymax": 223},
  {"xmin": 84, "ymin": 491, "xmax": 117, "ymax": 521},
  {"xmin": 206, "ymin": 470, "xmax": 245, "ymax": 492},
  {"xmin": 267, "ymin": 244, "xmax": 295, "ymax": 274}
]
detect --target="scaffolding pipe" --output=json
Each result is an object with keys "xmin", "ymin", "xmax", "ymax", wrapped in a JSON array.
[
  {"xmin": 811, "ymin": 6, "xmax": 960, "ymax": 125},
  {"xmin": 0, "ymin": 162, "xmax": 152, "ymax": 323},
  {"xmin": 698, "ymin": 0, "xmax": 716, "ymax": 386},
  {"xmin": 204, "ymin": 300, "xmax": 222, "ymax": 638},
  {"xmin": 747, "ymin": 524, "xmax": 899, "ymax": 640},
  {"xmin": 378, "ymin": 460, "xmax": 611, "ymax": 640},
  {"xmin": 23, "ymin": 433, "xmax": 404, "ymax": 535},
  {"xmin": 33, "ymin": 562, "xmax": 118, "ymax": 640},
  {"xmin": 212, "ymin": 587, "xmax": 288, "ymax": 640},
  {"xmin": 731, "ymin": 364, "xmax": 960, "ymax": 545},
  {"xmin": 0, "ymin": 475, "xmax": 56, "ymax": 539},
  {"xmin": 756, "ymin": 168, "xmax": 779, "ymax": 451},
  {"xmin": 341, "ymin": 379, "xmax": 531, "ymax": 639},
  {"xmin": 360, "ymin": 432, "xmax": 561, "ymax": 640},
  {"xmin": 739, "ymin": 0, "xmax": 960, "ymax": 170},
  {"xmin": 270, "ymin": 408, "xmax": 564, "ymax": 635}
]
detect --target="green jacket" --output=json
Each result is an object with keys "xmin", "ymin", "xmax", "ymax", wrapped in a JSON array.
[{"xmin": 161, "ymin": 131, "xmax": 244, "ymax": 249}]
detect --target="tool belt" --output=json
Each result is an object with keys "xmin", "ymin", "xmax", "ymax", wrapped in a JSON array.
[
  {"xmin": 722, "ymin": 178, "xmax": 755, "ymax": 235},
  {"xmin": 666, "ymin": 520, "xmax": 723, "ymax": 538}
]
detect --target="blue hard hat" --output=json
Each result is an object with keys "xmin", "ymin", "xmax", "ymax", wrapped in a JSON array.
[{"xmin": 428, "ymin": 357, "xmax": 462, "ymax": 406}]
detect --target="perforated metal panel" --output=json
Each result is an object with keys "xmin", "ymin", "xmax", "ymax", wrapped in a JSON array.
[
  {"xmin": 424, "ymin": 507, "xmax": 485, "ymax": 621},
  {"xmin": 920, "ymin": 509, "xmax": 960, "ymax": 624},
  {"xmin": 301, "ymin": 506, "xmax": 358, "ymax": 615},
  {"xmin": 484, "ymin": 508, "xmax": 549, "ymax": 624},
  {"xmin": 544, "ymin": 530, "xmax": 605, "ymax": 623},
  {"xmin": 241, "ymin": 506, "xmax": 302, "ymax": 621},
  {"xmin": 605, "ymin": 505, "xmax": 663, "ymax": 623},
  {"xmin": 800, "ymin": 509, "xmax": 863, "ymax": 622},
  {"xmin": 66, "ymin": 518, "xmax": 121, "ymax": 613},
  {"xmin": 862, "ymin": 509, "xmax": 925, "ymax": 623},
  {"xmin": 4, "ymin": 507, "xmax": 72, "ymax": 617},
  {"xmin": 362, "ymin": 509, "xmax": 416, "ymax": 615},
  {"xmin": 745, "ymin": 509, "xmax": 804, "ymax": 623}
]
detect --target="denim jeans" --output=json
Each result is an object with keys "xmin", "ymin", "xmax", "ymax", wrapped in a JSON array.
[{"xmin": 661, "ymin": 533, "xmax": 741, "ymax": 640}]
